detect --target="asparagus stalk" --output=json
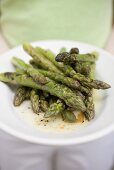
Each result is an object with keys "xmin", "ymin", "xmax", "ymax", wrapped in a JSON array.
[
  {"xmin": 71, "ymin": 51, "xmax": 98, "ymax": 76},
  {"xmin": 12, "ymin": 57, "xmax": 30, "ymax": 70},
  {"xmin": 0, "ymin": 72, "xmax": 86, "ymax": 111},
  {"xmin": 13, "ymin": 56, "xmax": 110, "ymax": 90},
  {"xmin": 37, "ymin": 69, "xmax": 80, "ymax": 90},
  {"xmin": 45, "ymin": 98, "xmax": 76, "ymax": 123},
  {"xmin": 28, "ymin": 69, "xmax": 86, "ymax": 111},
  {"xmin": 35, "ymin": 46, "xmax": 77, "ymax": 77},
  {"xmin": 84, "ymin": 62, "xmax": 96, "ymax": 120},
  {"xmin": 11, "ymin": 57, "xmax": 86, "ymax": 110},
  {"xmin": 54, "ymin": 51, "xmax": 110, "ymax": 89},
  {"xmin": 13, "ymin": 86, "xmax": 27, "ymax": 106},
  {"xmin": 23, "ymin": 43, "xmax": 62, "ymax": 73},
  {"xmin": 15, "ymin": 68, "xmax": 25, "ymax": 75},
  {"xmin": 29, "ymin": 59, "xmax": 42, "ymax": 69},
  {"xmin": 69, "ymin": 48, "xmax": 79, "ymax": 54},
  {"xmin": 30, "ymin": 89, "xmax": 40, "ymax": 114},
  {"xmin": 84, "ymin": 93, "xmax": 95, "ymax": 120},
  {"xmin": 75, "ymin": 90, "xmax": 85, "ymax": 101},
  {"xmin": 38, "ymin": 69, "xmax": 90, "ymax": 94},
  {"xmin": 74, "ymin": 62, "xmax": 92, "ymax": 76},
  {"xmin": 56, "ymin": 52, "xmax": 98, "ymax": 64},
  {"xmin": 39, "ymin": 94, "xmax": 49, "ymax": 112},
  {"xmin": 12, "ymin": 57, "xmax": 49, "ymax": 85},
  {"xmin": 61, "ymin": 110, "xmax": 76, "ymax": 123},
  {"xmin": 12, "ymin": 57, "xmax": 90, "ymax": 94},
  {"xmin": 33, "ymin": 45, "xmax": 110, "ymax": 89},
  {"xmin": 25, "ymin": 88, "xmax": 31, "ymax": 99},
  {"xmin": 72, "ymin": 73, "xmax": 110, "ymax": 89},
  {"xmin": 12, "ymin": 54, "xmax": 111, "ymax": 91},
  {"xmin": 44, "ymin": 99, "xmax": 65, "ymax": 118}
]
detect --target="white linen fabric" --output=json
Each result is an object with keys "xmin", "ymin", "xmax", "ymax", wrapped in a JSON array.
[{"xmin": 0, "ymin": 130, "xmax": 114, "ymax": 170}]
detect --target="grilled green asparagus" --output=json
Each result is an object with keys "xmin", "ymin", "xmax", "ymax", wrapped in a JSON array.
[
  {"xmin": 74, "ymin": 62, "xmax": 91, "ymax": 76},
  {"xmin": 0, "ymin": 72, "xmax": 86, "ymax": 111},
  {"xmin": 23, "ymin": 43, "xmax": 62, "ymax": 73},
  {"xmin": 61, "ymin": 110, "xmax": 76, "ymax": 123},
  {"xmin": 12, "ymin": 57, "xmax": 90, "ymax": 94},
  {"xmin": 38, "ymin": 69, "xmax": 90, "ymax": 95},
  {"xmin": 69, "ymin": 48, "xmax": 79, "ymax": 54},
  {"xmin": 56, "ymin": 52, "xmax": 98, "ymax": 64},
  {"xmin": 84, "ymin": 93, "xmax": 95, "ymax": 120},
  {"xmin": 11, "ymin": 57, "xmax": 86, "ymax": 110},
  {"xmin": 29, "ymin": 59, "xmax": 42, "ymax": 69},
  {"xmin": 39, "ymin": 94, "xmax": 49, "ymax": 112},
  {"xmin": 33, "ymin": 45, "xmax": 110, "ymax": 89},
  {"xmin": 25, "ymin": 88, "xmax": 31, "ymax": 99},
  {"xmin": 44, "ymin": 99, "xmax": 65, "ymax": 118},
  {"xmin": 13, "ymin": 86, "xmax": 27, "ymax": 106},
  {"xmin": 0, "ymin": 44, "xmax": 111, "ymax": 123},
  {"xmin": 30, "ymin": 89, "xmax": 40, "ymax": 114},
  {"xmin": 83, "ymin": 61, "xmax": 96, "ymax": 120}
]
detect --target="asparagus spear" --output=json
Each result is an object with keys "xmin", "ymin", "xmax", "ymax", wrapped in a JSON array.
[
  {"xmin": 30, "ymin": 89, "xmax": 40, "ymax": 114},
  {"xmin": 56, "ymin": 52, "xmax": 98, "ymax": 64},
  {"xmin": 84, "ymin": 93, "xmax": 95, "ymax": 120},
  {"xmin": 12, "ymin": 57, "xmax": 86, "ymax": 110},
  {"xmin": 25, "ymin": 88, "xmax": 31, "ymax": 99},
  {"xmin": 28, "ymin": 70, "xmax": 86, "ymax": 111},
  {"xmin": 35, "ymin": 46, "xmax": 76, "ymax": 76},
  {"xmin": 69, "ymin": 48, "xmax": 79, "ymax": 54},
  {"xmin": 12, "ymin": 57, "xmax": 87, "ymax": 109},
  {"xmin": 29, "ymin": 59, "xmax": 36, "ymax": 66},
  {"xmin": 12, "ymin": 56, "xmax": 111, "ymax": 92},
  {"xmin": 13, "ymin": 86, "xmax": 27, "ymax": 106},
  {"xmin": 33, "ymin": 46, "xmax": 110, "ymax": 89},
  {"xmin": 69, "ymin": 48, "xmax": 93, "ymax": 76},
  {"xmin": 72, "ymin": 73, "xmax": 110, "ymax": 89},
  {"xmin": 83, "ymin": 62, "xmax": 96, "ymax": 120},
  {"xmin": 15, "ymin": 68, "xmax": 25, "ymax": 75},
  {"xmin": 61, "ymin": 110, "xmax": 76, "ymax": 123},
  {"xmin": 37, "ymin": 69, "xmax": 80, "ymax": 90},
  {"xmin": 38, "ymin": 69, "xmax": 91, "ymax": 94},
  {"xmin": 12, "ymin": 57, "xmax": 29, "ymax": 73},
  {"xmin": 29, "ymin": 59, "xmax": 41, "ymax": 69},
  {"xmin": 23, "ymin": 43, "xmax": 62, "ymax": 73},
  {"xmin": 12, "ymin": 57, "xmax": 49, "ymax": 85},
  {"xmin": 27, "ymin": 68, "xmax": 49, "ymax": 85},
  {"xmin": 72, "ymin": 51, "xmax": 98, "ymax": 76},
  {"xmin": 44, "ymin": 99, "xmax": 65, "ymax": 118},
  {"xmin": 39, "ymin": 94, "xmax": 49, "ymax": 112},
  {"xmin": 74, "ymin": 61, "xmax": 92, "ymax": 76},
  {"xmin": 75, "ymin": 90, "xmax": 85, "ymax": 101},
  {"xmin": 0, "ymin": 72, "xmax": 86, "ymax": 111},
  {"xmin": 45, "ymin": 98, "xmax": 76, "ymax": 123},
  {"xmin": 13, "ymin": 56, "xmax": 109, "ymax": 91},
  {"xmin": 12, "ymin": 57, "xmax": 90, "ymax": 94},
  {"xmin": 13, "ymin": 50, "xmax": 110, "ymax": 91}
]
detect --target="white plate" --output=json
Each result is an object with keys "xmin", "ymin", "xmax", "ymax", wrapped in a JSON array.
[{"xmin": 0, "ymin": 40, "xmax": 114, "ymax": 145}]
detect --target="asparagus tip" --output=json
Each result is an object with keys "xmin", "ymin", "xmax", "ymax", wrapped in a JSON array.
[
  {"xmin": 55, "ymin": 52, "xmax": 69, "ymax": 62},
  {"xmin": 23, "ymin": 42, "xmax": 32, "ymax": 51}
]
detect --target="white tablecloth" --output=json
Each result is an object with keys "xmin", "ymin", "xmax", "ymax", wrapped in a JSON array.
[{"xmin": 0, "ymin": 129, "xmax": 114, "ymax": 170}]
